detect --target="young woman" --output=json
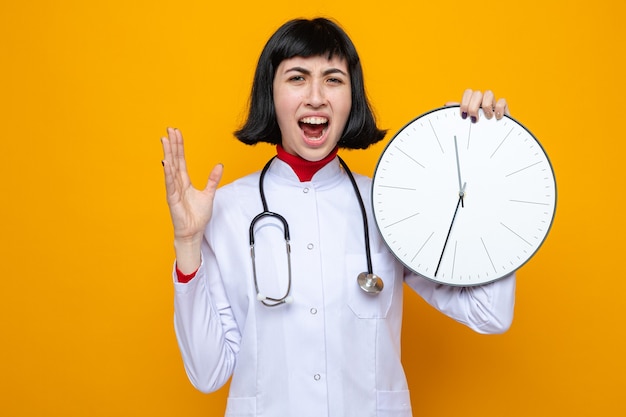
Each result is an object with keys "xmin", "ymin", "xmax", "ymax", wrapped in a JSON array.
[{"xmin": 161, "ymin": 17, "xmax": 514, "ymax": 417}]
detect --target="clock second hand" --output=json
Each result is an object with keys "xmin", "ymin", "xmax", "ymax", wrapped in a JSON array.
[{"xmin": 434, "ymin": 187, "xmax": 465, "ymax": 278}]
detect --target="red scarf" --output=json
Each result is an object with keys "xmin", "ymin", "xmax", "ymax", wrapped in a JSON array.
[{"xmin": 276, "ymin": 144, "xmax": 339, "ymax": 182}]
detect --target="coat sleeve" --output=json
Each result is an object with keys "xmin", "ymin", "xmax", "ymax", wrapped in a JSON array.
[
  {"xmin": 173, "ymin": 238, "xmax": 242, "ymax": 393},
  {"xmin": 405, "ymin": 272, "xmax": 516, "ymax": 334}
]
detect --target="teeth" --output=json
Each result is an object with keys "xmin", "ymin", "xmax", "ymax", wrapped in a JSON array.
[{"xmin": 299, "ymin": 116, "xmax": 328, "ymax": 125}]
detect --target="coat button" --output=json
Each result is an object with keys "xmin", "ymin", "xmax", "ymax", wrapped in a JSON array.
[
  {"xmin": 313, "ymin": 374, "xmax": 321, "ymax": 381},
  {"xmin": 303, "ymin": 187, "xmax": 310, "ymax": 194},
  {"xmin": 310, "ymin": 308, "xmax": 318, "ymax": 315},
  {"xmin": 307, "ymin": 243, "xmax": 314, "ymax": 250}
]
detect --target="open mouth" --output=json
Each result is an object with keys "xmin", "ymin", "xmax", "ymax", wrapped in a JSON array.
[{"xmin": 299, "ymin": 116, "xmax": 329, "ymax": 140}]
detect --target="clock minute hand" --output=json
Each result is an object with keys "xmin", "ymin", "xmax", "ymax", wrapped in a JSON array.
[
  {"xmin": 434, "ymin": 192, "xmax": 464, "ymax": 277},
  {"xmin": 454, "ymin": 135, "xmax": 466, "ymax": 207}
]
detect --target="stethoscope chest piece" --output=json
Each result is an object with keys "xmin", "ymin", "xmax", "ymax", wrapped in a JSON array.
[{"xmin": 357, "ymin": 272, "xmax": 384, "ymax": 294}]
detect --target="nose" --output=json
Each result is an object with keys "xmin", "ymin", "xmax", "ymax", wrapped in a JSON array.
[{"xmin": 305, "ymin": 80, "xmax": 327, "ymax": 107}]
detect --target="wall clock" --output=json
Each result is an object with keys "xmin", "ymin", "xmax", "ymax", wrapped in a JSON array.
[{"xmin": 371, "ymin": 106, "xmax": 556, "ymax": 286}]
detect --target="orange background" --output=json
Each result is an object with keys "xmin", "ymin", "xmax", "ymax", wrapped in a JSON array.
[{"xmin": 1, "ymin": 0, "xmax": 624, "ymax": 416}]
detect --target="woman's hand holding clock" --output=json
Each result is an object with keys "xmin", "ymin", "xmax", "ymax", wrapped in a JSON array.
[{"xmin": 456, "ymin": 89, "xmax": 510, "ymax": 122}]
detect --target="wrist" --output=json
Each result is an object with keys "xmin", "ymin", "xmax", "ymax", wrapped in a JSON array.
[
  {"xmin": 173, "ymin": 235, "xmax": 203, "ymax": 274},
  {"xmin": 173, "ymin": 233, "xmax": 203, "ymax": 249}
]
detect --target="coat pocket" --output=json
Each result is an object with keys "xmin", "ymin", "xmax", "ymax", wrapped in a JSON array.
[
  {"xmin": 377, "ymin": 389, "xmax": 413, "ymax": 417},
  {"xmin": 346, "ymin": 252, "xmax": 397, "ymax": 319},
  {"xmin": 225, "ymin": 396, "xmax": 256, "ymax": 417}
]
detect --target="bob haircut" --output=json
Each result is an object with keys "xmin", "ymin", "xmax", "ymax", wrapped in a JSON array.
[{"xmin": 234, "ymin": 17, "xmax": 386, "ymax": 149}]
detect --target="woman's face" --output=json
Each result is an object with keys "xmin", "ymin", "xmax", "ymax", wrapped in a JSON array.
[{"xmin": 273, "ymin": 55, "xmax": 352, "ymax": 161}]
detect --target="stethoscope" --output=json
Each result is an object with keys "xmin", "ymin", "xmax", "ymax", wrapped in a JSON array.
[{"xmin": 249, "ymin": 155, "xmax": 384, "ymax": 307}]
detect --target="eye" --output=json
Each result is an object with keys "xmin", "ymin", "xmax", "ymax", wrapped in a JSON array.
[
  {"xmin": 327, "ymin": 77, "xmax": 344, "ymax": 84},
  {"xmin": 288, "ymin": 75, "xmax": 305, "ymax": 82}
]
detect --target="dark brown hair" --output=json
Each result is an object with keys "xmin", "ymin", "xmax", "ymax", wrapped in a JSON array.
[{"xmin": 234, "ymin": 17, "xmax": 386, "ymax": 149}]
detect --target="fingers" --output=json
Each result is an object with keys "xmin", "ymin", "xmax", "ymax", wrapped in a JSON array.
[
  {"xmin": 161, "ymin": 127, "xmax": 191, "ymax": 202},
  {"xmin": 162, "ymin": 127, "xmax": 187, "ymax": 172},
  {"xmin": 458, "ymin": 89, "xmax": 472, "ymax": 120},
  {"xmin": 205, "ymin": 163, "xmax": 224, "ymax": 194},
  {"xmin": 458, "ymin": 89, "xmax": 509, "ymax": 122},
  {"xmin": 173, "ymin": 128, "xmax": 189, "ymax": 174},
  {"xmin": 161, "ymin": 127, "xmax": 188, "ymax": 173},
  {"xmin": 459, "ymin": 89, "xmax": 483, "ymax": 123},
  {"xmin": 481, "ymin": 90, "xmax": 496, "ymax": 119},
  {"xmin": 161, "ymin": 127, "xmax": 223, "ymax": 198},
  {"xmin": 495, "ymin": 98, "xmax": 510, "ymax": 119}
]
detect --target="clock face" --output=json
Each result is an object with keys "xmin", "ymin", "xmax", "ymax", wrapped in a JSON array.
[{"xmin": 372, "ymin": 106, "xmax": 556, "ymax": 286}]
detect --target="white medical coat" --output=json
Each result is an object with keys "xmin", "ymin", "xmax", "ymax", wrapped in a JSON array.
[{"xmin": 173, "ymin": 157, "xmax": 516, "ymax": 417}]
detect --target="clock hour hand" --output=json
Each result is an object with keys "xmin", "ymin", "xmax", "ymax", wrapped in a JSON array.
[
  {"xmin": 454, "ymin": 135, "xmax": 466, "ymax": 207},
  {"xmin": 434, "ymin": 193, "xmax": 463, "ymax": 277}
]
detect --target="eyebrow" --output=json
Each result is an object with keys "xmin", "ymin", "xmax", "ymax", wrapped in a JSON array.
[{"xmin": 283, "ymin": 66, "xmax": 348, "ymax": 77}]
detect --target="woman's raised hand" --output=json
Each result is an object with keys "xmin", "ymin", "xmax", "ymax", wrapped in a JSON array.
[
  {"xmin": 161, "ymin": 127, "xmax": 223, "ymax": 273},
  {"xmin": 447, "ymin": 89, "xmax": 511, "ymax": 122}
]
